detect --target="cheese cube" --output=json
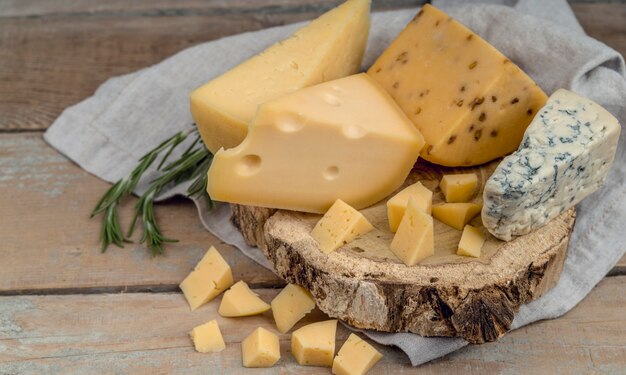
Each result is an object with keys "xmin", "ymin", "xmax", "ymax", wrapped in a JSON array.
[
  {"xmin": 390, "ymin": 197, "xmax": 434, "ymax": 266},
  {"xmin": 440, "ymin": 173, "xmax": 478, "ymax": 203},
  {"xmin": 189, "ymin": 320, "xmax": 225, "ymax": 353},
  {"xmin": 179, "ymin": 247, "xmax": 234, "ymax": 311},
  {"xmin": 271, "ymin": 284, "xmax": 316, "ymax": 333},
  {"xmin": 368, "ymin": 4, "xmax": 548, "ymax": 167},
  {"xmin": 457, "ymin": 225, "xmax": 486, "ymax": 258},
  {"xmin": 332, "ymin": 334, "xmax": 382, "ymax": 375},
  {"xmin": 241, "ymin": 327, "xmax": 280, "ymax": 368},
  {"xmin": 432, "ymin": 203, "xmax": 482, "ymax": 230},
  {"xmin": 386, "ymin": 182, "xmax": 432, "ymax": 232},
  {"xmin": 218, "ymin": 281, "xmax": 270, "ymax": 317},
  {"xmin": 207, "ymin": 74, "xmax": 425, "ymax": 213},
  {"xmin": 292, "ymin": 320, "xmax": 338, "ymax": 367},
  {"xmin": 311, "ymin": 199, "xmax": 374, "ymax": 254},
  {"xmin": 190, "ymin": 0, "xmax": 371, "ymax": 153}
]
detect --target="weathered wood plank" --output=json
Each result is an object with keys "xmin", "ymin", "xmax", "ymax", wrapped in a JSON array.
[
  {"xmin": 0, "ymin": 133, "xmax": 281, "ymax": 294},
  {"xmin": 1, "ymin": 277, "xmax": 624, "ymax": 374},
  {"xmin": 572, "ymin": 3, "xmax": 626, "ymax": 56}
]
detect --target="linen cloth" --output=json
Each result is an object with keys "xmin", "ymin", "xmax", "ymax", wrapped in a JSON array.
[{"xmin": 44, "ymin": 0, "xmax": 626, "ymax": 366}]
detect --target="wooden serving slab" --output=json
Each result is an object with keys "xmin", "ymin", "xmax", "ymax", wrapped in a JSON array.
[{"xmin": 231, "ymin": 160, "xmax": 575, "ymax": 344}]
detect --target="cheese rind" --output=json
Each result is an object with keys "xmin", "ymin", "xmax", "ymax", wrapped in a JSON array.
[
  {"xmin": 390, "ymin": 197, "xmax": 434, "ymax": 266},
  {"xmin": 218, "ymin": 281, "xmax": 271, "ymax": 317},
  {"xmin": 483, "ymin": 89, "xmax": 621, "ymax": 241},
  {"xmin": 432, "ymin": 203, "xmax": 482, "ymax": 231},
  {"xmin": 386, "ymin": 182, "xmax": 432, "ymax": 232},
  {"xmin": 457, "ymin": 225, "xmax": 485, "ymax": 257},
  {"xmin": 440, "ymin": 173, "xmax": 478, "ymax": 203},
  {"xmin": 271, "ymin": 284, "xmax": 317, "ymax": 333},
  {"xmin": 208, "ymin": 74, "xmax": 425, "ymax": 213},
  {"xmin": 241, "ymin": 327, "xmax": 281, "ymax": 368},
  {"xmin": 179, "ymin": 246, "xmax": 234, "ymax": 311},
  {"xmin": 311, "ymin": 199, "xmax": 374, "ymax": 254},
  {"xmin": 291, "ymin": 320, "xmax": 338, "ymax": 367},
  {"xmin": 332, "ymin": 334, "xmax": 382, "ymax": 375},
  {"xmin": 189, "ymin": 320, "xmax": 226, "ymax": 353},
  {"xmin": 367, "ymin": 4, "xmax": 547, "ymax": 166},
  {"xmin": 190, "ymin": 0, "xmax": 371, "ymax": 153}
]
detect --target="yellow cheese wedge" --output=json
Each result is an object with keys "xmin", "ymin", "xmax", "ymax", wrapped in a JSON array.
[
  {"xmin": 367, "ymin": 4, "xmax": 548, "ymax": 167},
  {"xmin": 189, "ymin": 320, "xmax": 226, "ymax": 353},
  {"xmin": 292, "ymin": 320, "xmax": 338, "ymax": 367},
  {"xmin": 390, "ymin": 197, "xmax": 434, "ymax": 266},
  {"xmin": 386, "ymin": 182, "xmax": 432, "ymax": 232},
  {"xmin": 432, "ymin": 203, "xmax": 482, "ymax": 230},
  {"xmin": 179, "ymin": 246, "xmax": 234, "ymax": 311},
  {"xmin": 332, "ymin": 333, "xmax": 383, "ymax": 375},
  {"xmin": 208, "ymin": 74, "xmax": 425, "ymax": 213},
  {"xmin": 241, "ymin": 327, "xmax": 281, "ymax": 368},
  {"xmin": 311, "ymin": 199, "xmax": 374, "ymax": 254},
  {"xmin": 440, "ymin": 173, "xmax": 478, "ymax": 203},
  {"xmin": 271, "ymin": 284, "xmax": 316, "ymax": 333},
  {"xmin": 457, "ymin": 225, "xmax": 486, "ymax": 258},
  {"xmin": 218, "ymin": 280, "xmax": 271, "ymax": 317},
  {"xmin": 191, "ymin": 0, "xmax": 371, "ymax": 153}
]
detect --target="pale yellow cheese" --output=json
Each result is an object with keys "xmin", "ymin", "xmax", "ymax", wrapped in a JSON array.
[
  {"xmin": 386, "ymin": 182, "xmax": 432, "ymax": 232},
  {"xmin": 218, "ymin": 280, "xmax": 270, "ymax": 317},
  {"xmin": 390, "ymin": 197, "xmax": 434, "ymax": 266},
  {"xmin": 332, "ymin": 333, "xmax": 382, "ymax": 375},
  {"xmin": 208, "ymin": 74, "xmax": 424, "ymax": 213},
  {"xmin": 311, "ymin": 199, "xmax": 374, "ymax": 254},
  {"xmin": 179, "ymin": 246, "xmax": 233, "ymax": 311},
  {"xmin": 440, "ymin": 173, "xmax": 478, "ymax": 203},
  {"xmin": 271, "ymin": 284, "xmax": 316, "ymax": 333},
  {"xmin": 457, "ymin": 225, "xmax": 486, "ymax": 258},
  {"xmin": 432, "ymin": 203, "xmax": 482, "ymax": 230},
  {"xmin": 291, "ymin": 320, "xmax": 338, "ymax": 367},
  {"xmin": 189, "ymin": 320, "xmax": 225, "ymax": 353},
  {"xmin": 368, "ymin": 4, "xmax": 548, "ymax": 167},
  {"xmin": 190, "ymin": 0, "xmax": 371, "ymax": 153},
  {"xmin": 241, "ymin": 327, "xmax": 281, "ymax": 368}
]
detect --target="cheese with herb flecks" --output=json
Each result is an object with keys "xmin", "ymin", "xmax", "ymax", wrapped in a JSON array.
[{"xmin": 483, "ymin": 89, "xmax": 621, "ymax": 241}]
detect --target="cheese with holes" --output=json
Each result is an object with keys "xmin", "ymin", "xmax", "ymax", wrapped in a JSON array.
[
  {"xmin": 180, "ymin": 247, "xmax": 233, "ymax": 311},
  {"xmin": 457, "ymin": 225, "xmax": 485, "ymax": 257},
  {"xmin": 483, "ymin": 89, "xmax": 621, "ymax": 241},
  {"xmin": 332, "ymin": 334, "xmax": 382, "ymax": 375},
  {"xmin": 190, "ymin": 0, "xmax": 371, "ymax": 153},
  {"xmin": 440, "ymin": 173, "xmax": 478, "ymax": 203},
  {"xmin": 242, "ymin": 327, "xmax": 281, "ymax": 368},
  {"xmin": 292, "ymin": 320, "xmax": 338, "ymax": 367},
  {"xmin": 367, "ymin": 4, "xmax": 547, "ymax": 166},
  {"xmin": 218, "ymin": 281, "xmax": 270, "ymax": 317},
  {"xmin": 390, "ymin": 197, "xmax": 434, "ymax": 266},
  {"xmin": 386, "ymin": 182, "xmax": 432, "ymax": 232},
  {"xmin": 271, "ymin": 284, "xmax": 317, "ymax": 333},
  {"xmin": 311, "ymin": 199, "xmax": 374, "ymax": 254},
  {"xmin": 432, "ymin": 203, "xmax": 482, "ymax": 230},
  {"xmin": 190, "ymin": 320, "xmax": 225, "ymax": 353},
  {"xmin": 208, "ymin": 74, "xmax": 425, "ymax": 213}
]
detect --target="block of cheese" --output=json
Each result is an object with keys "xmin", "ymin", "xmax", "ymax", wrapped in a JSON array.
[
  {"xmin": 386, "ymin": 182, "xmax": 432, "ymax": 232},
  {"xmin": 483, "ymin": 89, "xmax": 621, "ymax": 241},
  {"xmin": 332, "ymin": 334, "xmax": 382, "ymax": 375},
  {"xmin": 190, "ymin": 320, "xmax": 225, "ymax": 353},
  {"xmin": 457, "ymin": 225, "xmax": 486, "ymax": 257},
  {"xmin": 390, "ymin": 197, "xmax": 434, "ymax": 266},
  {"xmin": 311, "ymin": 199, "xmax": 374, "ymax": 254},
  {"xmin": 367, "ymin": 4, "xmax": 548, "ymax": 166},
  {"xmin": 179, "ymin": 247, "xmax": 233, "ymax": 311},
  {"xmin": 440, "ymin": 173, "xmax": 478, "ymax": 203},
  {"xmin": 208, "ymin": 74, "xmax": 425, "ymax": 213},
  {"xmin": 190, "ymin": 0, "xmax": 371, "ymax": 153},
  {"xmin": 432, "ymin": 203, "xmax": 482, "ymax": 230},
  {"xmin": 218, "ymin": 281, "xmax": 270, "ymax": 317},
  {"xmin": 292, "ymin": 320, "xmax": 338, "ymax": 367},
  {"xmin": 271, "ymin": 284, "xmax": 317, "ymax": 333},
  {"xmin": 241, "ymin": 327, "xmax": 280, "ymax": 368}
]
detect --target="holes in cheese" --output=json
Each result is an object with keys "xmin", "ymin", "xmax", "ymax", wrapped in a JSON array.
[
  {"xmin": 367, "ymin": 4, "xmax": 548, "ymax": 167},
  {"xmin": 390, "ymin": 197, "xmax": 434, "ymax": 266},
  {"xmin": 207, "ymin": 74, "xmax": 425, "ymax": 213},
  {"xmin": 189, "ymin": 320, "xmax": 226, "ymax": 353},
  {"xmin": 179, "ymin": 246, "xmax": 233, "ymax": 311},
  {"xmin": 432, "ymin": 203, "xmax": 482, "ymax": 231},
  {"xmin": 457, "ymin": 225, "xmax": 486, "ymax": 258},
  {"xmin": 311, "ymin": 199, "xmax": 374, "ymax": 254},
  {"xmin": 440, "ymin": 173, "xmax": 478, "ymax": 203},
  {"xmin": 190, "ymin": 0, "xmax": 371, "ymax": 153},
  {"xmin": 332, "ymin": 333, "xmax": 383, "ymax": 375},
  {"xmin": 218, "ymin": 281, "xmax": 271, "ymax": 317},
  {"xmin": 241, "ymin": 327, "xmax": 281, "ymax": 368},
  {"xmin": 291, "ymin": 320, "xmax": 338, "ymax": 367},
  {"xmin": 386, "ymin": 182, "xmax": 433, "ymax": 232},
  {"xmin": 271, "ymin": 284, "xmax": 316, "ymax": 334}
]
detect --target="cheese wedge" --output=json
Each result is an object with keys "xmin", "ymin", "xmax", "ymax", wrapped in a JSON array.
[
  {"xmin": 191, "ymin": 0, "xmax": 371, "ymax": 153},
  {"xmin": 457, "ymin": 225, "xmax": 485, "ymax": 258},
  {"xmin": 242, "ymin": 327, "xmax": 281, "ymax": 368},
  {"xmin": 432, "ymin": 203, "xmax": 482, "ymax": 230},
  {"xmin": 311, "ymin": 199, "xmax": 374, "ymax": 254},
  {"xmin": 368, "ymin": 4, "xmax": 547, "ymax": 166},
  {"xmin": 189, "ymin": 320, "xmax": 225, "ymax": 353},
  {"xmin": 332, "ymin": 334, "xmax": 382, "ymax": 375},
  {"xmin": 390, "ymin": 197, "xmax": 434, "ymax": 266},
  {"xmin": 271, "ymin": 284, "xmax": 316, "ymax": 333},
  {"xmin": 292, "ymin": 320, "xmax": 338, "ymax": 367},
  {"xmin": 440, "ymin": 173, "xmax": 478, "ymax": 203},
  {"xmin": 218, "ymin": 281, "xmax": 271, "ymax": 317},
  {"xmin": 386, "ymin": 182, "xmax": 432, "ymax": 232},
  {"xmin": 208, "ymin": 74, "xmax": 425, "ymax": 213},
  {"xmin": 179, "ymin": 247, "xmax": 233, "ymax": 311}
]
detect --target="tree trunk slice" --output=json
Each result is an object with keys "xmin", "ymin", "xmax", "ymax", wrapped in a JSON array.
[{"xmin": 231, "ymin": 160, "xmax": 575, "ymax": 344}]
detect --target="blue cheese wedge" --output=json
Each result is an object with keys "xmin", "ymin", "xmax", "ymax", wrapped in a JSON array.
[{"xmin": 482, "ymin": 89, "xmax": 621, "ymax": 241}]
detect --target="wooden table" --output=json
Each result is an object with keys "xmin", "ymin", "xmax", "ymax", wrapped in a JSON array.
[{"xmin": 1, "ymin": 1, "xmax": 625, "ymax": 373}]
